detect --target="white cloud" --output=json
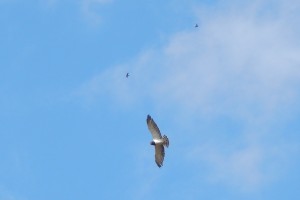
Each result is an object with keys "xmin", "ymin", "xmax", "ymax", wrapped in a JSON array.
[
  {"xmin": 161, "ymin": 4, "xmax": 300, "ymax": 118},
  {"xmin": 76, "ymin": 0, "xmax": 300, "ymax": 191}
]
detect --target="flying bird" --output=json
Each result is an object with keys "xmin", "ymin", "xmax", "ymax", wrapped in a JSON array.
[
  {"xmin": 126, "ymin": 73, "xmax": 129, "ymax": 78},
  {"xmin": 195, "ymin": 23, "xmax": 198, "ymax": 28},
  {"xmin": 146, "ymin": 115, "xmax": 169, "ymax": 168}
]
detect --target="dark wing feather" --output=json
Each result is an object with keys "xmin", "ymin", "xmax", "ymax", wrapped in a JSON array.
[
  {"xmin": 155, "ymin": 144, "xmax": 165, "ymax": 168},
  {"xmin": 147, "ymin": 115, "xmax": 162, "ymax": 139}
]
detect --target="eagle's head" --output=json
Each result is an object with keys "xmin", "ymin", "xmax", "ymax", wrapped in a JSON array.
[{"xmin": 150, "ymin": 141, "xmax": 155, "ymax": 145}]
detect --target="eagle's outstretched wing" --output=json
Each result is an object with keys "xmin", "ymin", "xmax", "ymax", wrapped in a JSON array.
[
  {"xmin": 155, "ymin": 144, "xmax": 165, "ymax": 168},
  {"xmin": 147, "ymin": 115, "xmax": 162, "ymax": 139}
]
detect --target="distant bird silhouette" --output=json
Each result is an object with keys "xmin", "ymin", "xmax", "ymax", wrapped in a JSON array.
[
  {"xmin": 195, "ymin": 24, "xmax": 198, "ymax": 28},
  {"xmin": 126, "ymin": 73, "xmax": 129, "ymax": 78}
]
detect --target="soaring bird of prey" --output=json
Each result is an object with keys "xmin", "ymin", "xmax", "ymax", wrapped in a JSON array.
[
  {"xmin": 146, "ymin": 115, "xmax": 169, "ymax": 168},
  {"xmin": 126, "ymin": 73, "xmax": 129, "ymax": 78}
]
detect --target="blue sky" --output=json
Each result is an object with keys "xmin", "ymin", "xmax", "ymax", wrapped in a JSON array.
[{"xmin": 1, "ymin": 0, "xmax": 300, "ymax": 199}]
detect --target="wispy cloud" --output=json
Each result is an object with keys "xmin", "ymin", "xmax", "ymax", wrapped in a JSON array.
[
  {"xmin": 77, "ymin": 1, "xmax": 300, "ymax": 117},
  {"xmin": 190, "ymin": 143, "xmax": 264, "ymax": 190},
  {"xmin": 0, "ymin": 0, "xmax": 18, "ymax": 4},
  {"xmin": 75, "ymin": 50, "xmax": 159, "ymax": 107},
  {"xmin": 43, "ymin": 0, "xmax": 58, "ymax": 7},
  {"xmin": 0, "ymin": 185, "xmax": 26, "ymax": 200},
  {"xmin": 75, "ymin": 0, "xmax": 300, "ymax": 191},
  {"xmin": 81, "ymin": 0, "xmax": 113, "ymax": 26},
  {"xmin": 187, "ymin": 134, "xmax": 298, "ymax": 192}
]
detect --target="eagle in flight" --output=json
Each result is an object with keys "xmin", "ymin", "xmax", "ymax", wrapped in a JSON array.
[{"xmin": 146, "ymin": 115, "xmax": 169, "ymax": 168}]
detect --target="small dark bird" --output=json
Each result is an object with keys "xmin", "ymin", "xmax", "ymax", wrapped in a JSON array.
[
  {"xmin": 146, "ymin": 115, "xmax": 169, "ymax": 168},
  {"xmin": 195, "ymin": 24, "xmax": 198, "ymax": 28},
  {"xmin": 126, "ymin": 73, "xmax": 129, "ymax": 78}
]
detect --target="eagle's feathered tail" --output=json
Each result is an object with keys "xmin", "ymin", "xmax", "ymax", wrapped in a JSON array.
[{"xmin": 163, "ymin": 135, "xmax": 169, "ymax": 148}]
